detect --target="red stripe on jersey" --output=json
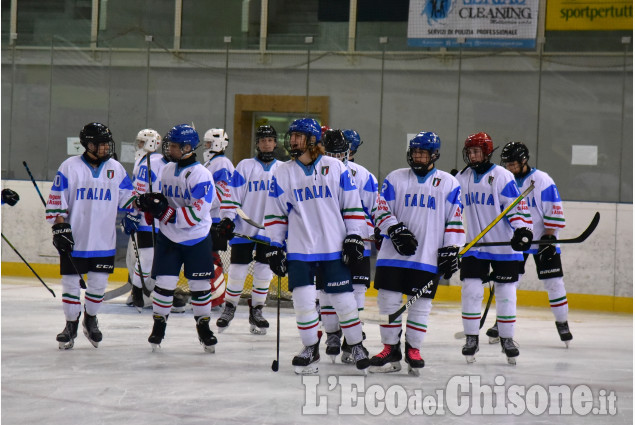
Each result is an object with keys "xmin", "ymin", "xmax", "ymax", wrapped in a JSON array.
[
  {"xmin": 445, "ymin": 228, "xmax": 465, "ymax": 233},
  {"xmin": 545, "ymin": 223, "xmax": 566, "ymax": 228},
  {"xmin": 320, "ymin": 311, "xmax": 337, "ymax": 315},
  {"xmin": 551, "ymin": 301, "xmax": 568, "ymax": 307},
  {"xmin": 62, "ymin": 299, "xmax": 81, "ymax": 305},
  {"xmin": 342, "ymin": 215, "xmax": 365, "ymax": 220},
  {"xmin": 341, "ymin": 320, "xmax": 361, "ymax": 329},
  {"xmin": 510, "ymin": 217, "xmax": 532, "ymax": 224},
  {"xmin": 297, "ymin": 322, "xmax": 319, "ymax": 330},
  {"xmin": 265, "ymin": 220, "xmax": 287, "ymax": 227},
  {"xmin": 220, "ymin": 206, "xmax": 237, "ymax": 210},
  {"xmin": 406, "ymin": 324, "xmax": 427, "ymax": 333},
  {"xmin": 380, "ymin": 323, "xmax": 402, "ymax": 328},
  {"xmin": 192, "ymin": 298, "xmax": 212, "ymax": 307},
  {"xmin": 462, "ymin": 315, "xmax": 481, "ymax": 320},
  {"xmin": 497, "ymin": 319, "xmax": 516, "ymax": 323},
  {"xmin": 182, "ymin": 208, "xmax": 196, "ymax": 226}
]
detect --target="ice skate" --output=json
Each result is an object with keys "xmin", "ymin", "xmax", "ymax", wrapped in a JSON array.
[
  {"xmin": 148, "ymin": 314, "xmax": 167, "ymax": 351},
  {"xmin": 369, "ymin": 342, "xmax": 402, "ymax": 373},
  {"xmin": 350, "ymin": 341, "xmax": 370, "ymax": 373},
  {"xmin": 195, "ymin": 316, "xmax": 218, "ymax": 353},
  {"xmin": 341, "ymin": 336, "xmax": 368, "ymax": 364},
  {"xmin": 462, "ymin": 335, "xmax": 479, "ymax": 364},
  {"xmin": 292, "ymin": 341, "xmax": 320, "ymax": 375},
  {"xmin": 131, "ymin": 285, "xmax": 144, "ymax": 313},
  {"xmin": 56, "ymin": 316, "xmax": 80, "ymax": 350},
  {"xmin": 325, "ymin": 330, "xmax": 342, "ymax": 363},
  {"xmin": 486, "ymin": 322, "xmax": 499, "ymax": 344},
  {"xmin": 555, "ymin": 321, "xmax": 573, "ymax": 348},
  {"xmin": 216, "ymin": 302, "xmax": 236, "ymax": 333},
  {"xmin": 82, "ymin": 311, "xmax": 102, "ymax": 348},
  {"xmin": 171, "ymin": 294, "xmax": 188, "ymax": 313},
  {"xmin": 500, "ymin": 337, "xmax": 519, "ymax": 365},
  {"xmin": 405, "ymin": 342, "xmax": 425, "ymax": 377},
  {"xmin": 248, "ymin": 299, "xmax": 269, "ymax": 335}
]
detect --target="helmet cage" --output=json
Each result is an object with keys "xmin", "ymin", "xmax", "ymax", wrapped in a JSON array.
[
  {"xmin": 323, "ymin": 129, "xmax": 350, "ymax": 164},
  {"xmin": 285, "ymin": 118, "xmax": 321, "ymax": 159},
  {"xmin": 463, "ymin": 132, "xmax": 494, "ymax": 168},
  {"xmin": 136, "ymin": 129, "xmax": 162, "ymax": 153},
  {"xmin": 406, "ymin": 132, "xmax": 441, "ymax": 175}
]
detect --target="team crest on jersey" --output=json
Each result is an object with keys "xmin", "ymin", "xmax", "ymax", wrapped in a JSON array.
[
  {"xmin": 432, "ymin": 177, "xmax": 441, "ymax": 187},
  {"xmin": 488, "ymin": 176, "xmax": 494, "ymax": 185},
  {"xmin": 351, "ymin": 169, "xmax": 357, "ymax": 176},
  {"xmin": 321, "ymin": 166, "xmax": 329, "ymax": 176},
  {"xmin": 106, "ymin": 170, "xmax": 114, "ymax": 179}
]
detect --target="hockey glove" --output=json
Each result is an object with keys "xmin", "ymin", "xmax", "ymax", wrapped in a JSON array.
[
  {"xmin": 537, "ymin": 234, "xmax": 557, "ymax": 263},
  {"xmin": 1, "ymin": 189, "xmax": 19, "ymax": 206},
  {"xmin": 137, "ymin": 192, "xmax": 175, "ymax": 224},
  {"xmin": 266, "ymin": 247, "xmax": 287, "ymax": 277},
  {"xmin": 342, "ymin": 234, "xmax": 365, "ymax": 265},
  {"xmin": 121, "ymin": 213, "xmax": 140, "ymax": 235},
  {"xmin": 437, "ymin": 246, "xmax": 460, "ymax": 279},
  {"xmin": 216, "ymin": 217, "xmax": 236, "ymax": 241},
  {"xmin": 511, "ymin": 227, "xmax": 533, "ymax": 251},
  {"xmin": 373, "ymin": 226, "xmax": 383, "ymax": 251},
  {"xmin": 52, "ymin": 222, "xmax": 74, "ymax": 255},
  {"xmin": 387, "ymin": 222, "xmax": 418, "ymax": 256}
]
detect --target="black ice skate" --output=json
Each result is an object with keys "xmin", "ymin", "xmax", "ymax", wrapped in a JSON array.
[
  {"xmin": 369, "ymin": 342, "xmax": 402, "ymax": 373},
  {"xmin": 248, "ymin": 299, "xmax": 269, "ymax": 335},
  {"xmin": 405, "ymin": 342, "xmax": 425, "ymax": 377},
  {"xmin": 216, "ymin": 302, "xmax": 236, "ymax": 333},
  {"xmin": 292, "ymin": 341, "xmax": 321, "ymax": 375},
  {"xmin": 486, "ymin": 322, "xmax": 499, "ymax": 344},
  {"xmin": 131, "ymin": 285, "xmax": 144, "ymax": 313},
  {"xmin": 350, "ymin": 342, "xmax": 370, "ymax": 372},
  {"xmin": 56, "ymin": 314, "xmax": 80, "ymax": 350},
  {"xmin": 148, "ymin": 314, "xmax": 167, "ymax": 351},
  {"xmin": 341, "ymin": 335, "xmax": 368, "ymax": 364},
  {"xmin": 82, "ymin": 311, "xmax": 102, "ymax": 348},
  {"xmin": 555, "ymin": 321, "xmax": 573, "ymax": 348},
  {"xmin": 195, "ymin": 316, "xmax": 218, "ymax": 353},
  {"xmin": 500, "ymin": 337, "xmax": 519, "ymax": 365},
  {"xmin": 325, "ymin": 330, "xmax": 342, "ymax": 363},
  {"xmin": 462, "ymin": 335, "xmax": 479, "ymax": 364}
]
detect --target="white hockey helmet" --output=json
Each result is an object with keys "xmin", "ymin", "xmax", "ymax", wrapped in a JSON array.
[
  {"xmin": 136, "ymin": 129, "xmax": 162, "ymax": 152},
  {"xmin": 204, "ymin": 128, "xmax": 229, "ymax": 153}
]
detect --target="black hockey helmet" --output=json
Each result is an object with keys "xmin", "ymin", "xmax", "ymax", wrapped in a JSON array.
[
  {"xmin": 500, "ymin": 141, "xmax": 530, "ymax": 166},
  {"xmin": 256, "ymin": 125, "xmax": 278, "ymax": 162},
  {"xmin": 323, "ymin": 129, "xmax": 349, "ymax": 164},
  {"xmin": 79, "ymin": 122, "xmax": 114, "ymax": 161}
]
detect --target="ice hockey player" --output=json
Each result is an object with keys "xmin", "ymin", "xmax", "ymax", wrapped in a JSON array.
[
  {"xmin": 368, "ymin": 132, "xmax": 465, "ymax": 376},
  {"xmin": 264, "ymin": 118, "xmax": 370, "ymax": 374},
  {"xmin": 455, "ymin": 132, "xmax": 533, "ymax": 365},
  {"xmin": 1, "ymin": 188, "xmax": 19, "ymax": 206},
  {"xmin": 484, "ymin": 141, "xmax": 572, "ymax": 347},
  {"xmin": 202, "ymin": 128, "xmax": 235, "ymax": 309},
  {"xmin": 321, "ymin": 129, "xmax": 379, "ymax": 364},
  {"xmin": 122, "ymin": 129, "xmax": 166, "ymax": 312},
  {"xmin": 136, "ymin": 124, "xmax": 218, "ymax": 353},
  {"xmin": 216, "ymin": 125, "xmax": 282, "ymax": 335},
  {"xmin": 343, "ymin": 129, "xmax": 363, "ymax": 163},
  {"xmin": 46, "ymin": 122, "xmax": 135, "ymax": 349}
]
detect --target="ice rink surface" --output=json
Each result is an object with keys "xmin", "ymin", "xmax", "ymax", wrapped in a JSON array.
[{"xmin": 2, "ymin": 277, "xmax": 632, "ymax": 424}]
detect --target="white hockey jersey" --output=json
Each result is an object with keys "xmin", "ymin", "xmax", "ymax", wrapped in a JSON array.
[
  {"xmin": 46, "ymin": 155, "xmax": 135, "ymax": 257},
  {"xmin": 264, "ymin": 155, "xmax": 366, "ymax": 261},
  {"xmin": 373, "ymin": 167, "xmax": 465, "ymax": 273},
  {"xmin": 131, "ymin": 152, "xmax": 168, "ymax": 232},
  {"xmin": 158, "ymin": 160, "xmax": 215, "ymax": 245},
  {"xmin": 221, "ymin": 157, "xmax": 283, "ymax": 244},
  {"xmin": 204, "ymin": 154, "xmax": 234, "ymax": 224},
  {"xmin": 348, "ymin": 161, "xmax": 379, "ymax": 256},
  {"xmin": 516, "ymin": 168, "xmax": 565, "ymax": 255},
  {"xmin": 456, "ymin": 164, "xmax": 533, "ymax": 261}
]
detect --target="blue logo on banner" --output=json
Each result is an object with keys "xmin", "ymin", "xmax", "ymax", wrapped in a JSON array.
[{"xmin": 422, "ymin": 0, "xmax": 453, "ymax": 24}]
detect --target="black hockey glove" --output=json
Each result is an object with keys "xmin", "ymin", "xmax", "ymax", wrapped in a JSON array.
[
  {"xmin": 216, "ymin": 217, "xmax": 236, "ymax": 241},
  {"xmin": 137, "ymin": 193, "xmax": 175, "ymax": 224},
  {"xmin": 437, "ymin": 246, "xmax": 460, "ymax": 279},
  {"xmin": 537, "ymin": 234, "xmax": 557, "ymax": 263},
  {"xmin": 511, "ymin": 227, "xmax": 533, "ymax": 251},
  {"xmin": 52, "ymin": 222, "xmax": 74, "ymax": 255},
  {"xmin": 342, "ymin": 234, "xmax": 365, "ymax": 265},
  {"xmin": 121, "ymin": 213, "xmax": 140, "ymax": 235},
  {"xmin": 1, "ymin": 188, "xmax": 19, "ymax": 206},
  {"xmin": 266, "ymin": 247, "xmax": 287, "ymax": 277},
  {"xmin": 373, "ymin": 226, "xmax": 383, "ymax": 251},
  {"xmin": 387, "ymin": 222, "xmax": 418, "ymax": 256}
]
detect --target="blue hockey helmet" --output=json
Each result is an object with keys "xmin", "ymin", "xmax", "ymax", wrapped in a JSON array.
[
  {"xmin": 286, "ymin": 118, "xmax": 321, "ymax": 158},
  {"xmin": 165, "ymin": 124, "xmax": 200, "ymax": 150},
  {"xmin": 407, "ymin": 131, "xmax": 441, "ymax": 175},
  {"xmin": 342, "ymin": 129, "xmax": 363, "ymax": 154}
]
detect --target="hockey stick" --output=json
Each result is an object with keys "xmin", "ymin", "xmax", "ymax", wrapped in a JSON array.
[
  {"xmin": 383, "ymin": 181, "xmax": 535, "ymax": 324},
  {"xmin": 130, "ymin": 233, "xmax": 152, "ymax": 298},
  {"xmin": 23, "ymin": 161, "xmax": 47, "ymax": 206},
  {"xmin": 470, "ymin": 212, "xmax": 600, "ymax": 247},
  {"xmin": 271, "ymin": 275, "xmax": 281, "ymax": 372},
  {"xmin": 236, "ymin": 208, "xmax": 265, "ymax": 230},
  {"xmin": 2, "ymin": 233, "xmax": 56, "ymax": 297},
  {"xmin": 104, "ymin": 282, "xmax": 132, "ymax": 301},
  {"xmin": 145, "ymin": 153, "xmax": 157, "ymax": 247},
  {"xmin": 66, "ymin": 253, "xmax": 87, "ymax": 289}
]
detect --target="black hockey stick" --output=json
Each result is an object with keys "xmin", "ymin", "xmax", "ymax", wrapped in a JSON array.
[
  {"xmin": 383, "ymin": 181, "xmax": 535, "ymax": 324},
  {"xmin": 454, "ymin": 283, "xmax": 496, "ymax": 339},
  {"xmin": 66, "ymin": 253, "xmax": 87, "ymax": 289},
  {"xmin": 145, "ymin": 153, "xmax": 157, "ymax": 247},
  {"xmin": 271, "ymin": 275, "xmax": 281, "ymax": 372},
  {"xmin": 130, "ymin": 233, "xmax": 152, "ymax": 298},
  {"xmin": 23, "ymin": 161, "xmax": 47, "ymax": 206},
  {"xmin": 2, "ymin": 233, "xmax": 56, "ymax": 297},
  {"xmin": 470, "ymin": 212, "xmax": 600, "ymax": 248}
]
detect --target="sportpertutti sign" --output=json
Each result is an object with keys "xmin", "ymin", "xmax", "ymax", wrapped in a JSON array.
[
  {"xmin": 546, "ymin": 0, "xmax": 632, "ymax": 31},
  {"xmin": 407, "ymin": 0, "xmax": 539, "ymax": 49}
]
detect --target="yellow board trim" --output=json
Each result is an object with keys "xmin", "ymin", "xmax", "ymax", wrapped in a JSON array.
[{"xmin": 2, "ymin": 262, "xmax": 632, "ymax": 313}]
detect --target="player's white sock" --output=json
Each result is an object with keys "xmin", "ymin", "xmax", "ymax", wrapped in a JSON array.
[
  {"xmin": 353, "ymin": 283, "xmax": 366, "ymax": 315},
  {"xmin": 461, "ymin": 278, "xmax": 484, "ymax": 335},
  {"xmin": 544, "ymin": 277, "xmax": 569, "ymax": 323},
  {"xmin": 225, "ymin": 263, "xmax": 249, "ymax": 306},
  {"xmin": 61, "ymin": 274, "xmax": 82, "ymax": 321},
  {"xmin": 153, "ymin": 275, "xmax": 178, "ymax": 316},
  {"xmin": 329, "ymin": 292, "xmax": 363, "ymax": 346},
  {"xmin": 292, "ymin": 285, "xmax": 320, "ymax": 346},
  {"xmin": 251, "ymin": 262, "xmax": 272, "ymax": 306},
  {"xmin": 318, "ymin": 290, "xmax": 339, "ymax": 333},
  {"xmin": 84, "ymin": 272, "xmax": 109, "ymax": 316},
  {"xmin": 494, "ymin": 281, "xmax": 519, "ymax": 338},
  {"xmin": 377, "ymin": 289, "xmax": 403, "ymax": 344},
  {"xmin": 405, "ymin": 297, "xmax": 432, "ymax": 349},
  {"xmin": 189, "ymin": 279, "xmax": 212, "ymax": 317}
]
